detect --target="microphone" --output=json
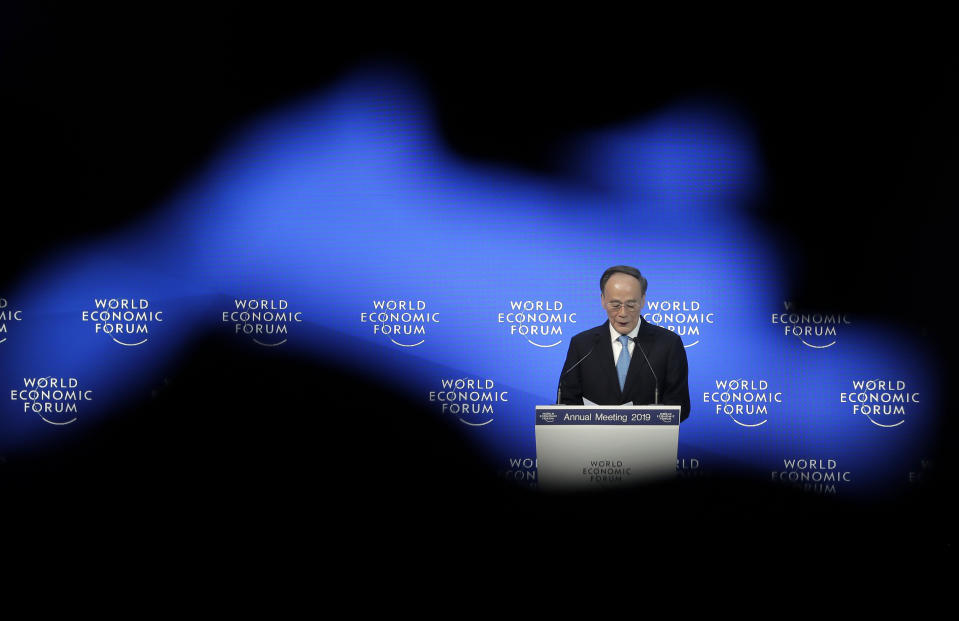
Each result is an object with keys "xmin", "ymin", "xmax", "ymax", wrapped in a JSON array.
[
  {"xmin": 632, "ymin": 336, "xmax": 659, "ymax": 404},
  {"xmin": 557, "ymin": 333, "xmax": 602, "ymax": 404}
]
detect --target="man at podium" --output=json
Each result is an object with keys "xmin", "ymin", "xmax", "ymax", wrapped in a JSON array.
[{"xmin": 557, "ymin": 265, "xmax": 690, "ymax": 421}]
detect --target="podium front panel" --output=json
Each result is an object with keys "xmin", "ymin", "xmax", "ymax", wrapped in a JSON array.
[{"xmin": 534, "ymin": 405, "xmax": 681, "ymax": 491}]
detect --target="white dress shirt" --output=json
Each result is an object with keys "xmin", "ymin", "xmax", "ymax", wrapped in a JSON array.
[{"xmin": 610, "ymin": 317, "xmax": 642, "ymax": 366}]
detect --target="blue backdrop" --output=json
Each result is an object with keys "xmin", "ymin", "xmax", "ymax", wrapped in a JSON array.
[{"xmin": 0, "ymin": 65, "xmax": 940, "ymax": 501}]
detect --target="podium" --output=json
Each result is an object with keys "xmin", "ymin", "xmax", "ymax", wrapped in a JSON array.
[{"xmin": 534, "ymin": 405, "xmax": 681, "ymax": 491}]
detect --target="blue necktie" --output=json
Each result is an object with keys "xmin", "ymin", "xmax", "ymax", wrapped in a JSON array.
[{"xmin": 617, "ymin": 334, "xmax": 631, "ymax": 391}]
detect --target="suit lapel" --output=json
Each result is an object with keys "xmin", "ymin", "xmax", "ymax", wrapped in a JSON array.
[{"xmin": 622, "ymin": 320, "xmax": 654, "ymax": 398}]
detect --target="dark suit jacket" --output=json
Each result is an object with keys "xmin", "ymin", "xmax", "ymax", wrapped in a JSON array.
[{"xmin": 558, "ymin": 320, "xmax": 690, "ymax": 421}]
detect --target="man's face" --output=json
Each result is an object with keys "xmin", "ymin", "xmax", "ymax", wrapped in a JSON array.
[{"xmin": 601, "ymin": 272, "xmax": 645, "ymax": 335}]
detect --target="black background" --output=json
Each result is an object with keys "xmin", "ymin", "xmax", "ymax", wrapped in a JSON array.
[{"xmin": 1, "ymin": 7, "xmax": 954, "ymax": 562}]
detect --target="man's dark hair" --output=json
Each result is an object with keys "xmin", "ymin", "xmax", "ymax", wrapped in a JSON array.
[{"xmin": 600, "ymin": 265, "xmax": 648, "ymax": 296}]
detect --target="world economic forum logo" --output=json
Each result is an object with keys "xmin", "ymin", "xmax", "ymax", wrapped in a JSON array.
[
  {"xmin": 497, "ymin": 300, "xmax": 576, "ymax": 348},
  {"xmin": 0, "ymin": 297, "xmax": 23, "ymax": 345},
  {"xmin": 10, "ymin": 377, "xmax": 93, "ymax": 426},
  {"xmin": 841, "ymin": 379, "xmax": 918, "ymax": 428},
  {"xmin": 703, "ymin": 378, "xmax": 782, "ymax": 427},
  {"xmin": 772, "ymin": 301, "xmax": 851, "ymax": 349},
  {"xmin": 643, "ymin": 299, "xmax": 714, "ymax": 347},
  {"xmin": 428, "ymin": 378, "xmax": 506, "ymax": 426},
  {"xmin": 81, "ymin": 298, "xmax": 163, "ymax": 346},
  {"xmin": 361, "ymin": 299, "xmax": 439, "ymax": 347},
  {"xmin": 501, "ymin": 457, "xmax": 537, "ymax": 487},
  {"xmin": 223, "ymin": 298, "xmax": 303, "ymax": 347},
  {"xmin": 771, "ymin": 458, "xmax": 852, "ymax": 495}
]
